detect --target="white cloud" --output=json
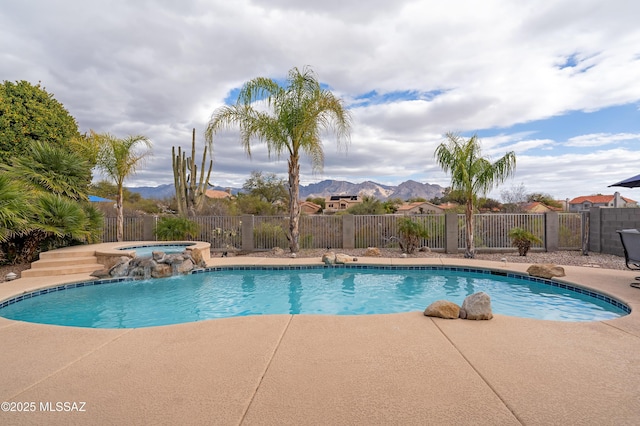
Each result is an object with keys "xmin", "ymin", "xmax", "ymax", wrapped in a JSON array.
[{"xmin": 1, "ymin": 0, "xmax": 640, "ymax": 201}]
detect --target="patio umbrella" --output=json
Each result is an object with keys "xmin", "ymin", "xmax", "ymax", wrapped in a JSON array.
[{"xmin": 609, "ymin": 174, "xmax": 640, "ymax": 189}]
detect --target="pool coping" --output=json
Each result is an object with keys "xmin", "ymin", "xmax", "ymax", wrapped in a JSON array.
[{"xmin": 1, "ymin": 244, "xmax": 640, "ymax": 424}]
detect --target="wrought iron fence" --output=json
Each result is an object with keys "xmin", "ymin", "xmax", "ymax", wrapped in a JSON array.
[
  {"xmin": 101, "ymin": 217, "xmax": 147, "ymax": 242},
  {"xmin": 458, "ymin": 213, "xmax": 546, "ymax": 250},
  {"xmin": 558, "ymin": 213, "xmax": 582, "ymax": 249},
  {"xmin": 354, "ymin": 215, "xmax": 445, "ymax": 250},
  {"xmin": 101, "ymin": 212, "xmax": 583, "ymax": 252}
]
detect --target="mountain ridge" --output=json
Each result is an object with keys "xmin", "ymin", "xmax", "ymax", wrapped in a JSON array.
[{"xmin": 128, "ymin": 179, "xmax": 445, "ymax": 201}]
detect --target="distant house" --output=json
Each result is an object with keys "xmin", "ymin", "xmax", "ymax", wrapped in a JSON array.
[
  {"xmin": 437, "ymin": 202, "xmax": 459, "ymax": 211},
  {"xmin": 521, "ymin": 202, "xmax": 563, "ymax": 213},
  {"xmin": 568, "ymin": 192, "xmax": 637, "ymax": 212},
  {"xmin": 396, "ymin": 201, "xmax": 443, "ymax": 215},
  {"xmin": 300, "ymin": 201, "xmax": 322, "ymax": 215},
  {"xmin": 205, "ymin": 189, "xmax": 233, "ymax": 200},
  {"xmin": 324, "ymin": 195, "xmax": 362, "ymax": 213}
]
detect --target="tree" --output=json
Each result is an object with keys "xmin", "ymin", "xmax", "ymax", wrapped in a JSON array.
[
  {"xmin": 243, "ymin": 171, "xmax": 289, "ymax": 206},
  {"xmin": 1, "ymin": 141, "xmax": 91, "ymax": 201},
  {"xmin": 435, "ymin": 133, "xmax": 516, "ymax": 258},
  {"xmin": 347, "ymin": 196, "xmax": 385, "ymax": 215},
  {"xmin": 0, "ymin": 80, "xmax": 81, "ymax": 163},
  {"xmin": 0, "ymin": 174, "xmax": 28, "ymax": 243},
  {"xmin": 527, "ymin": 192, "xmax": 562, "ymax": 209},
  {"xmin": 206, "ymin": 66, "xmax": 351, "ymax": 252},
  {"xmin": 95, "ymin": 133, "xmax": 152, "ymax": 241}
]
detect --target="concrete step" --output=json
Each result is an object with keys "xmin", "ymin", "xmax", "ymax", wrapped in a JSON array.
[
  {"xmin": 21, "ymin": 263, "xmax": 103, "ymax": 278},
  {"xmin": 38, "ymin": 249, "xmax": 96, "ymax": 260},
  {"xmin": 29, "ymin": 256, "xmax": 100, "ymax": 269}
]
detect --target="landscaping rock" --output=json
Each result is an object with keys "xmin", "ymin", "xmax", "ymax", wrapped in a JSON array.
[
  {"xmin": 459, "ymin": 292, "xmax": 493, "ymax": 320},
  {"xmin": 151, "ymin": 251, "xmax": 166, "ymax": 261},
  {"xmin": 109, "ymin": 257, "xmax": 131, "ymax": 277},
  {"xmin": 527, "ymin": 264, "xmax": 566, "ymax": 279},
  {"xmin": 322, "ymin": 251, "xmax": 336, "ymax": 265},
  {"xmin": 364, "ymin": 247, "xmax": 381, "ymax": 257},
  {"xmin": 335, "ymin": 253, "xmax": 356, "ymax": 264},
  {"xmin": 151, "ymin": 263, "xmax": 172, "ymax": 278},
  {"xmin": 424, "ymin": 300, "xmax": 460, "ymax": 319}
]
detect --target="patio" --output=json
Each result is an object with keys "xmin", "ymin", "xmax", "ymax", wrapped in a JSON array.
[{"xmin": 0, "ymin": 254, "xmax": 639, "ymax": 425}]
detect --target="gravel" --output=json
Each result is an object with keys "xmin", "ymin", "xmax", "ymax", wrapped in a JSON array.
[
  {"xmin": 1, "ymin": 248, "xmax": 628, "ymax": 283},
  {"xmin": 236, "ymin": 248, "xmax": 628, "ymax": 270}
]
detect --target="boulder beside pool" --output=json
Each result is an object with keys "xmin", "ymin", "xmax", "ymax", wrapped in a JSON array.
[
  {"xmin": 424, "ymin": 300, "xmax": 460, "ymax": 319},
  {"xmin": 527, "ymin": 264, "xmax": 566, "ymax": 279},
  {"xmin": 459, "ymin": 292, "xmax": 493, "ymax": 320}
]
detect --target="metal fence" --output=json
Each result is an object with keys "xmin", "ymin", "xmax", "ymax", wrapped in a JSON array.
[
  {"xmin": 101, "ymin": 217, "xmax": 147, "ymax": 242},
  {"xmin": 101, "ymin": 212, "xmax": 584, "ymax": 252},
  {"xmin": 459, "ymin": 213, "xmax": 546, "ymax": 250},
  {"xmin": 354, "ymin": 215, "xmax": 445, "ymax": 250},
  {"xmin": 558, "ymin": 213, "xmax": 582, "ymax": 249}
]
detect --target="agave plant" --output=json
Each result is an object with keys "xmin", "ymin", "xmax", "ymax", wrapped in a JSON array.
[{"xmin": 508, "ymin": 227, "xmax": 543, "ymax": 256}]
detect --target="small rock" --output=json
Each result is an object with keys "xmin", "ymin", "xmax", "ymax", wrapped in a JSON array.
[
  {"xmin": 527, "ymin": 264, "xmax": 565, "ymax": 279},
  {"xmin": 424, "ymin": 300, "xmax": 460, "ymax": 319},
  {"xmin": 322, "ymin": 251, "xmax": 336, "ymax": 265},
  {"xmin": 460, "ymin": 292, "xmax": 493, "ymax": 320},
  {"xmin": 364, "ymin": 247, "xmax": 381, "ymax": 257},
  {"xmin": 4, "ymin": 272, "xmax": 17, "ymax": 281},
  {"xmin": 335, "ymin": 253, "xmax": 356, "ymax": 264},
  {"xmin": 400, "ymin": 253, "xmax": 407, "ymax": 258},
  {"xmin": 151, "ymin": 251, "xmax": 166, "ymax": 261}
]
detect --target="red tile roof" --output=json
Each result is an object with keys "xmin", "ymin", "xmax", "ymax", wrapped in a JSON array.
[{"xmin": 569, "ymin": 195, "xmax": 636, "ymax": 204}]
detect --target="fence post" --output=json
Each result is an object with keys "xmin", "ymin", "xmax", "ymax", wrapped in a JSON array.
[
  {"xmin": 588, "ymin": 208, "xmax": 599, "ymax": 253},
  {"xmin": 142, "ymin": 216, "xmax": 156, "ymax": 241},
  {"xmin": 444, "ymin": 213, "xmax": 458, "ymax": 254},
  {"xmin": 241, "ymin": 215, "xmax": 254, "ymax": 251},
  {"xmin": 544, "ymin": 212, "xmax": 558, "ymax": 252},
  {"xmin": 342, "ymin": 214, "xmax": 355, "ymax": 249}
]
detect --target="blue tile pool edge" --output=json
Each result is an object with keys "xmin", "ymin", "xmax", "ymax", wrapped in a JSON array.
[{"xmin": 0, "ymin": 265, "xmax": 631, "ymax": 316}]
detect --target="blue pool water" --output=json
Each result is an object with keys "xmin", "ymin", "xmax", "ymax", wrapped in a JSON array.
[
  {"xmin": 118, "ymin": 243, "xmax": 195, "ymax": 257},
  {"xmin": 0, "ymin": 266, "xmax": 629, "ymax": 328}
]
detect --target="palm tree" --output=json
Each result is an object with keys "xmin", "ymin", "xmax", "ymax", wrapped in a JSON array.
[
  {"xmin": 0, "ymin": 174, "xmax": 28, "ymax": 243},
  {"xmin": 95, "ymin": 133, "xmax": 152, "ymax": 242},
  {"xmin": 1, "ymin": 141, "xmax": 91, "ymax": 201},
  {"xmin": 435, "ymin": 133, "xmax": 516, "ymax": 258},
  {"xmin": 205, "ymin": 66, "xmax": 351, "ymax": 252}
]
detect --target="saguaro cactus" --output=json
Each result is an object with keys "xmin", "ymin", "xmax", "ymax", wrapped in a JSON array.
[{"xmin": 172, "ymin": 128, "xmax": 213, "ymax": 216}]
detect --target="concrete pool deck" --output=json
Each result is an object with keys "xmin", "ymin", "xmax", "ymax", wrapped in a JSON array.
[{"xmin": 1, "ymin": 249, "xmax": 639, "ymax": 425}]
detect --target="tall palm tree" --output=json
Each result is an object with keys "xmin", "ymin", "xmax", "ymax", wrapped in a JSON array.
[
  {"xmin": 206, "ymin": 66, "xmax": 351, "ymax": 252},
  {"xmin": 435, "ymin": 133, "xmax": 516, "ymax": 258},
  {"xmin": 95, "ymin": 134, "xmax": 152, "ymax": 242}
]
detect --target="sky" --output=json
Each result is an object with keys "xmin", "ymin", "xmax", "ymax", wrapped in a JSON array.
[{"xmin": 2, "ymin": 0, "xmax": 640, "ymax": 201}]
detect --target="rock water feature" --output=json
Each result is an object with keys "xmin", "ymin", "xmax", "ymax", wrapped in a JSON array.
[{"xmin": 92, "ymin": 248, "xmax": 207, "ymax": 280}]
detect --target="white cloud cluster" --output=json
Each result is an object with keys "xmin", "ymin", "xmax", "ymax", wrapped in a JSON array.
[{"xmin": 2, "ymin": 0, "xmax": 640, "ymax": 200}]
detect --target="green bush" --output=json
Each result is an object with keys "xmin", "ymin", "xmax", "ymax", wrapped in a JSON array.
[
  {"xmin": 508, "ymin": 227, "xmax": 542, "ymax": 256},
  {"xmin": 154, "ymin": 216, "xmax": 199, "ymax": 241},
  {"xmin": 397, "ymin": 217, "xmax": 429, "ymax": 254}
]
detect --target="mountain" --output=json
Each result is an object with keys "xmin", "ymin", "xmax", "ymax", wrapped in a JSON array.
[
  {"xmin": 299, "ymin": 180, "xmax": 397, "ymax": 200},
  {"xmin": 127, "ymin": 183, "xmax": 175, "ymax": 199},
  {"xmin": 299, "ymin": 179, "xmax": 444, "ymax": 200},
  {"xmin": 128, "ymin": 179, "xmax": 445, "ymax": 201}
]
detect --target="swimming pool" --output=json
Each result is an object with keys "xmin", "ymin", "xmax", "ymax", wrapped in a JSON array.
[
  {"xmin": 0, "ymin": 266, "xmax": 629, "ymax": 328},
  {"xmin": 118, "ymin": 243, "xmax": 196, "ymax": 257}
]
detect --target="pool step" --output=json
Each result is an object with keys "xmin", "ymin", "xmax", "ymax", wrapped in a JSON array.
[{"xmin": 22, "ymin": 250, "xmax": 104, "ymax": 278}]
